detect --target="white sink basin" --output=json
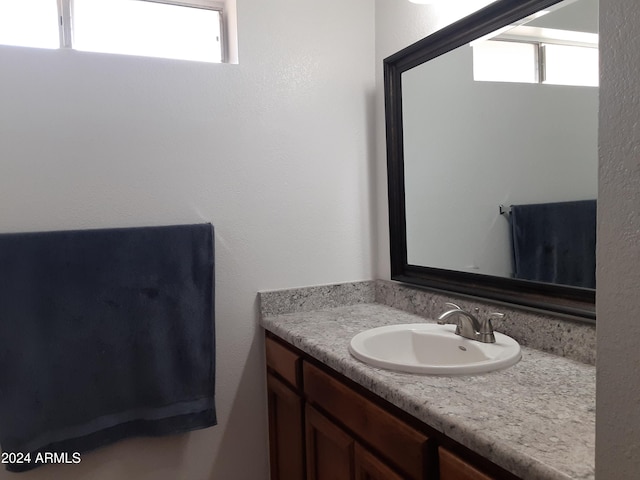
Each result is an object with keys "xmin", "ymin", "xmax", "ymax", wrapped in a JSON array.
[{"xmin": 349, "ymin": 323, "xmax": 521, "ymax": 375}]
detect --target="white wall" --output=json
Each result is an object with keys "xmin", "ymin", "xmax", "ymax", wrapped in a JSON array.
[
  {"xmin": 596, "ymin": 0, "xmax": 640, "ymax": 477},
  {"xmin": 0, "ymin": 0, "xmax": 375, "ymax": 478},
  {"xmin": 402, "ymin": 45, "xmax": 598, "ymax": 276}
]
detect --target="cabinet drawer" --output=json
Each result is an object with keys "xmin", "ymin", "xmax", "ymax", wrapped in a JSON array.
[
  {"xmin": 439, "ymin": 447, "xmax": 495, "ymax": 480},
  {"xmin": 303, "ymin": 362, "xmax": 430, "ymax": 480},
  {"xmin": 266, "ymin": 336, "xmax": 302, "ymax": 389}
]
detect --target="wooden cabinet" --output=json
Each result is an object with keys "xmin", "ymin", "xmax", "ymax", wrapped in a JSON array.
[
  {"xmin": 305, "ymin": 404, "xmax": 406, "ymax": 480},
  {"xmin": 303, "ymin": 362, "xmax": 429, "ymax": 480},
  {"xmin": 355, "ymin": 444, "xmax": 405, "ymax": 480},
  {"xmin": 265, "ymin": 333, "xmax": 517, "ymax": 480},
  {"xmin": 305, "ymin": 405, "xmax": 355, "ymax": 480},
  {"xmin": 266, "ymin": 336, "xmax": 302, "ymax": 387},
  {"xmin": 266, "ymin": 373, "xmax": 305, "ymax": 480},
  {"xmin": 439, "ymin": 447, "xmax": 495, "ymax": 480},
  {"xmin": 266, "ymin": 337, "xmax": 305, "ymax": 480}
]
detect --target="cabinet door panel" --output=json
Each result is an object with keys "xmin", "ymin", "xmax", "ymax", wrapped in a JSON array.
[
  {"xmin": 267, "ymin": 373, "xmax": 305, "ymax": 480},
  {"xmin": 439, "ymin": 447, "xmax": 495, "ymax": 480},
  {"xmin": 355, "ymin": 443, "xmax": 404, "ymax": 480},
  {"xmin": 304, "ymin": 362, "xmax": 429, "ymax": 480},
  {"xmin": 306, "ymin": 405, "xmax": 355, "ymax": 480}
]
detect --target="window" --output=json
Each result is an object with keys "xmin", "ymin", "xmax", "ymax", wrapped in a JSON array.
[
  {"xmin": 472, "ymin": 28, "xmax": 599, "ymax": 87},
  {"xmin": 0, "ymin": 0, "xmax": 229, "ymax": 63},
  {"xmin": 473, "ymin": 40, "xmax": 538, "ymax": 84},
  {"xmin": 542, "ymin": 43, "xmax": 598, "ymax": 87},
  {"xmin": 0, "ymin": 0, "xmax": 59, "ymax": 49}
]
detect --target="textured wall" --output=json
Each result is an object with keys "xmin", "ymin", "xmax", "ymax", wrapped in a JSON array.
[
  {"xmin": 0, "ymin": 0, "xmax": 375, "ymax": 478},
  {"xmin": 596, "ymin": 0, "xmax": 640, "ymax": 477}
]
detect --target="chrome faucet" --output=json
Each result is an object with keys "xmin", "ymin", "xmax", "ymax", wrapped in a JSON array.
[{"xmin": 437, "ymin": 302, "xmax": 503, "ymax": 343}]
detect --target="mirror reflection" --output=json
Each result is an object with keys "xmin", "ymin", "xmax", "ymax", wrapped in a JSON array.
[{"xmin": 401, "ymin": 0, "xmax": 598, "ymax": 289}]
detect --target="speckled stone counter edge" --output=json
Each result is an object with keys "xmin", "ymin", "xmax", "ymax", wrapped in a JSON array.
[
  {"xmin": 258, "ymin": 279, "xmax": 596, "ymax": 365},
  {"xmin": 258, "ymin": 280, "xmax": 376, "ymax": 316}
]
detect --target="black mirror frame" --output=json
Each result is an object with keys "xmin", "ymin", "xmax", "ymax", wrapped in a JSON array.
[{"xmin": 384, "ymin": 0, "xmax": 596, "ymax": 321}]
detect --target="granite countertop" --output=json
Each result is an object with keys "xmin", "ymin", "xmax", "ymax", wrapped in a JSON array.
[{"xmin": 260, "ymin": 302, "xmax": 595, "ymax": 480}]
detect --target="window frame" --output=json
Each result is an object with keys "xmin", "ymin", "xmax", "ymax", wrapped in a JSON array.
[
  {"xmin": 472, "ymin": 37, "xmax": 599, "ymax": 87},
  {"xmin": 5, "ymin": 0, "xmax": 229, "ymax": 63},
  {"xmin": 122, "ymin": 0, "xmax": 228, "ymax": 63}
]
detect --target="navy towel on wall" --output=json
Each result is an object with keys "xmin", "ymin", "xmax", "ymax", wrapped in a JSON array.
[
  {"xmin": 510, "ymin": 200, "xmax": 596, "ymax": 288},
  {"xmin": 0, "ymin": 223, "xmax": 216, "ymax": 472}
]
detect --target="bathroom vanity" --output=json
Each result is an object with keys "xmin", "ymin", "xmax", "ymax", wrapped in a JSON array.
[
  {"xmin": 259, "ymin": 281, "xmax": 595, "ymax": 480},
  {"xmin": 266, "ymin": 333, "xmax": 515, "ymax": 480}
]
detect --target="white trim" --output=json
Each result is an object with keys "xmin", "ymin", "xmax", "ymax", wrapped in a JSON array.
[
  {"xmin": 58, "ymin": 0, "xmax": 73, "ymax": 48},
  {"xmin": 497, "ymin": 26, "xmax": 599, "ymax": 48},
  {"xmin": 137, "ymin": 0, "xmax": 224, "ymax": 12}
]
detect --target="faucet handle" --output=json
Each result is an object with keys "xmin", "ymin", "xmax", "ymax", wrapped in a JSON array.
[
  {"xmin": 481, "ymin": 312, "xmax": 505, "ymax": 330},
  {"xmin": 478, "ymin": 312, "xmax": 504, "ymax": 343}
]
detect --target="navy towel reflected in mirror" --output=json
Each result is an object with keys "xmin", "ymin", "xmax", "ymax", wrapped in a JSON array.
[{"xmin": 509, "ymin": 201, "xmax": 596, "ymax": 289}]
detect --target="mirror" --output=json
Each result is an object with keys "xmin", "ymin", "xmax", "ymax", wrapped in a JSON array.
[{"xmin": 385, "ymin": 0, "xmax": 597, "ymax": 320}]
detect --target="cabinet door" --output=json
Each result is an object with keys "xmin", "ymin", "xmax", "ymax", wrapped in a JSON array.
[
  {"xmin": 306, "ymin": 405, "xmax": 355, "ymax": 480},
  {"xmin": 355, "ymin": 443, "xmax": 404, "ymax": 480},
  {"xmin": 304, "ymin": 362, "xmax": 429, "ymax": 480},
  {"xmin": 267, "ymin": 373, "xmax": 305, "ymax": 480},
  {"xmin": 439, "ymin": 447, "xmax": 495, "ymax": 480}
]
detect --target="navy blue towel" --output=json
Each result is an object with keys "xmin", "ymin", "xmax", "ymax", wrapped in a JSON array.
[
  {"xmin": 510, "ymin": 200, "xmax": 596, "ymax": 288},
  {"xmin": 0, "ymin": 223, "xmax": 216, "ymax": 472}
]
